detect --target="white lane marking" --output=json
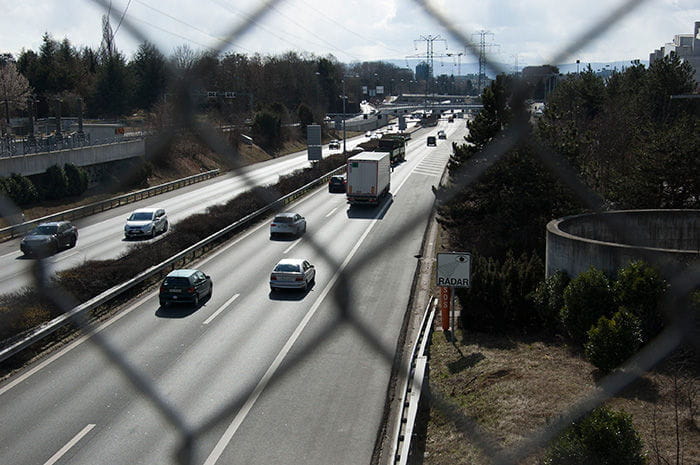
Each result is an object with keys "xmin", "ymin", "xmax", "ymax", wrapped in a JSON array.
[
  {"xmin": 0, "ymin": 250, "xmax": 21, "ymax": 259},
  {"xmin": 283, "ymin": 239, "xmax": 301, "ymax": 254},
  {"xmin": 43, "ymin": 423, "xmax": 95, "ymax": 465},
  {"xmin": 203, "ymin": 294, "xmax": 240, "ymax": 325},
  {"xmin": 325, "ymin": 207, "xmax": 338, "ymax": 218},
  {"xmin": 0, "ymin": 292, "xmax": 154, "ymax": 397},
  {"xmin": 203, "ymin": 171, "xmax": 411, "ymax": 465}
]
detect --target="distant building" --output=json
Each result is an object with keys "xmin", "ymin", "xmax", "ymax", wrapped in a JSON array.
[
  {"xmin": 650, "ymin": 21, "xmax": 700, "ymax": 86},
  {"xmin": 415, "ymin": 62, "xmax": 430, "ymax": 81}
]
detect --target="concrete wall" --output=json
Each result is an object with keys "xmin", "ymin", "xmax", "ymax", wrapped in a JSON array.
[
  {"xmin": 546, "ymin": 210, "xmax": 700, "ymax": 279},
  {"xmin": 0, "ymin": 139, "xmax": 145, "ymax": 177}
]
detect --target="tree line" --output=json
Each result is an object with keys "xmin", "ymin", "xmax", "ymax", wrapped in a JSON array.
[{"xmin": 1, "ymin": 34, "xmax": 424, "ymax": 126}]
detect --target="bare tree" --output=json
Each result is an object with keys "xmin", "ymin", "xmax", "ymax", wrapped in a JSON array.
[{"xmin": 0, "ymin": 61, "xmax": 32, "ymax": 134}]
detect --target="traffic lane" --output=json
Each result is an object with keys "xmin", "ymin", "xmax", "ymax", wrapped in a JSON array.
[
  {"xmin": 210, "ymin": 147, "xmax": 444, "ymax": 465},
  {"xmin": 37, "ymin": 188, "xmax": 373, "ymax": 464},
  {"xmin": 0, "ymin": 184, "xmax": 365, "ymax": 464}
]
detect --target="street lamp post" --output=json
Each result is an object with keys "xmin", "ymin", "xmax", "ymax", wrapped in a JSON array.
[{"xmin": 342, "ymin": 78, "xmax": 347, "ymax": 153}]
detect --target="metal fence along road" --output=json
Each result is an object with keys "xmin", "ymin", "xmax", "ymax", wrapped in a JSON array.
[{"xmin": 0, "ymin": 1, "xmax": 698, "ymax": 464}]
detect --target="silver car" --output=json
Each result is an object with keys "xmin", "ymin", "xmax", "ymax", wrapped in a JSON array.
[
  {"xmin": 270, "ymin": 212, "xmax": 306, "ymax": 238},
  {"xmin": 270, "ymin": 258, "xmax": 315, "ymax": 291},
  {"xmin": 124, "ymin": 207, "xmax": 168, "ymax": 239}
]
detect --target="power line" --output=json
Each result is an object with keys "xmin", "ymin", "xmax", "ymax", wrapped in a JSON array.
[
  {"xmin": 132, "ymin": 0, "xmax": 251, "ymax": 53},
  {"xmin": 113, "ymin": 0, "xmax": 132, "ymax": 37},
  {"xmin": 295, "ymin": 0, "xmax": 407, "ymax": 56}
]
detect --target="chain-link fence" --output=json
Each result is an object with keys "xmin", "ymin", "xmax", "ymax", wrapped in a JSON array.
[{"xmin": 1, "ymin": 0, "xmax": 698, "ymax": 464}]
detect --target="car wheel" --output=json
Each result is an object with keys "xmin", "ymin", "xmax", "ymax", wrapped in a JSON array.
[
  {"xmin": 208, "ymin": 283, "xmax": 213, "ymax": 299},
  {"xmin": 69, "ymin": 235, "xmax": 77, "ymax": 248},
  {"xmin": 193, "ymin": 294, "xmax": 200, "ymax": 307},
  {"xmin": 163, "ymin": 221, "xmax": 169, "ymax": 233},
  {"xmin": 302, "ymin": 223, "xmax": 307, "ymax": 234},
  {"xmin": 160, "ymin": 299, "xmax": 167, "ymax": 307},
  {"xmin": 270, "ymin": 286, "xmax": 276, "ymax": 292},
  {"xmin": 302, "ymin": 280, "xmax": 308, "ymax": 292}
]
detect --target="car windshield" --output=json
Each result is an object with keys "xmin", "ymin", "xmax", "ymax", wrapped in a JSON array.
[
  {"xmin": 274, "ymin": 264, "xmax": 300, "ymax": 272},
  {"xmin": 31, "ymin": 225, "xmax": 58, "ymax": 235},
  {"xmin": 163, "ymin": 277, "xmax": 191, "ymax": 287},
  {"xmin": 128, "ymin": 212, "xmax": 154, "ymax": 221},
  {"xmin": 273, "ymin": 216, "xmax": 293, "ymax": 223}
]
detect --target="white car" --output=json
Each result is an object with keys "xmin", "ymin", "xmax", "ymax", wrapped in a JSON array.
[
  {"xmin": 270, "ymin": 212, "xmax": 306, "ymax": 238},
  {"xmin": 270, "ymin": 258, "xmax": 315, "ymax": 291},
  {"xmin": 124, "ymin": 207, "xmax": 168, "ymax": 239},
  {"xmin": 328, "ymin": 139, "xmax": 340, "ymax": 149}
]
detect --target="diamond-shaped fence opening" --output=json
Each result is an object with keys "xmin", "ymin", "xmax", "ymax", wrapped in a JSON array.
[{"xmin": 0, "ymin": 0, "xmax": 697, "ymax": 464}]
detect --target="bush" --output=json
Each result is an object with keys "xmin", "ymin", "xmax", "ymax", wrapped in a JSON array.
[
  {"xmin": 585, "ymin": 309, "xmax": 643, "ymax": 373},
  {"xmin": 458, "ymin": 251, "xmax": 544, "ymax": 332},
  {"xmin": 613, "ymin": 260, "xmax": 667, "ymax": 342},
  {"xmin": 3, "ymin": 173, "xmax": 39, "ymax": 206},
  {"xmin": 542, "ymin": 406, "xmax": 647, "ymax": 465},
  {"xmin": 532, "ymin": 271, "xmax": 570, "ymax": 332},
  {"xmin": 560, "ymin": 267, "xmax": 615, "ymax": 344},
  {"xmin": 40, "ymin": 165, "xmax": 69, "ymax": 200},
  {"xmin": 64, "ymin": 163, "xmax": 89, "ymax": 197},
  {"xmin": 252, "ymin": 110, "xmax": 282, "ymax": 150}
]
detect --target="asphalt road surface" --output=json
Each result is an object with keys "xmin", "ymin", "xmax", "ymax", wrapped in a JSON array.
[{"xmin": 0, "ymin": 120, "xmax": 463, "ymax": 465}]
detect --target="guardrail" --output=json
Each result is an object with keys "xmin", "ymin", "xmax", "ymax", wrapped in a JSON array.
[
  {"xmin": 391, "ymin": 297, "xmax": 437, "ymax": 465},
  {"xmin": 0, "ymin": 169, "xmax": 221, "ymax": 241},
  {"xmin": 0, "ymin": 164, "xmax": 345, "ymax": 363}
]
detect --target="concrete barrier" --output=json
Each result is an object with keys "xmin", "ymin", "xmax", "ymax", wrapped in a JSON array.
[
  {"xmin": 546, "ymin": 209, "xmax": 700, "ymax": 278},
  {"xmin": 0, "ymin": 139, "xmax": 145, "ymax": 177}
]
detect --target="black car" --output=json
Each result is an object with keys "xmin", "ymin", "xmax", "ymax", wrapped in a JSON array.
[
  {"xmin": 328, "ymin": 174, "xmax": 347, "ymax": 193},
  {"xmin": 20, "ymin": 221, "xmax": 78, "ymax": 256},
  {"xmin": 159, "ymin": 269, "xmax": 212, "ymax": 307}
]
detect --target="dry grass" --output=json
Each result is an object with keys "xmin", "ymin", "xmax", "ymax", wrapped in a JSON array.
[{"xmin": 422, "ymin": 330, "xmax": 698, "ymax": 465}]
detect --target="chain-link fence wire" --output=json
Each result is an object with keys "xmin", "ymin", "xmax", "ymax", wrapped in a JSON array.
[{"xmin": 0, "ymin": 0, "xmax": 697, "ymax": 463}]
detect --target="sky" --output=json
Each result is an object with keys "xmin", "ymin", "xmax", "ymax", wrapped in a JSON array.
[{"xmin": 1, "ymin": 0, "xmax": 698, "ymax": 73}]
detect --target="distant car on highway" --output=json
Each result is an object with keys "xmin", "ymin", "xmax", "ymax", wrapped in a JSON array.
[
  {"xmin": 159, "ymin": 269, "xmax": 212, "ymax": 307},
  {"xmin": 270, "ymin": 258, "xmax": 316, "ymax": 292},
  {"xmin": 427, "ymin": 136, "xmax": 436, "ymax": 146},
  {"xmin": 20, "ymin": 221, "xmax": 78, "ymax": 256},
  {"xmin": 365, "ymin": 131, "xmax": 372, "ymax": 137},
  {"xmin": 124, "ymin": 207, "xmax": 168, "ymax": 239},
  {"xmin": 270, "ymin": 212, "xmax": 306, "ymax": 238},
  {"xmin": 328, "ymin": 174, "xmax": 347, "ymax": 193},
  {"xmin": 437, "ymin": 130, "xmax": 447, "ymax": 139},
  {"xmin": 329, "ymin": 139, "xmax": 340, "ymax": 149}
]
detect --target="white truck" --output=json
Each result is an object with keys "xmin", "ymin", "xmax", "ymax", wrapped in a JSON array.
[{"xmin": 346, "ymin": 152, "xmax": 391, "ymax": 205}]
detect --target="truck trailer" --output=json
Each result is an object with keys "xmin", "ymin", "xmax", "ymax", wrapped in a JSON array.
[
  {"xmin": 346, "ymin": 152, "xmax": 391, "ymax": 205},
  {"xmin": 356, "ymin": 134, "xmax": 406, "ymax": 165}
]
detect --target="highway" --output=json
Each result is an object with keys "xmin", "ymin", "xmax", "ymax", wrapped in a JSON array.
[
  {"xmin": 0, "ymin": 119, "xmax": 464, "ymax": 465},
  {"xmin": 0, "ymin": 136, "xmax": 370, "ymax": 295}
]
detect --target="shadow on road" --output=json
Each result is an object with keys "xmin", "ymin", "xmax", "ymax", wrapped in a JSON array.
[{"xmin": 346, "ymin": 194, "xmax": 393, "ymax": 219}]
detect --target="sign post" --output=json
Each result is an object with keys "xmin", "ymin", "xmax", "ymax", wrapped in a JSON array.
[
  {"xmin": 436, "ymin": 252, "xmax": 471, "ymax": 340},
  {"xmin": 439, "ymin": 286, "xmax": 451, "ymax": 332}
]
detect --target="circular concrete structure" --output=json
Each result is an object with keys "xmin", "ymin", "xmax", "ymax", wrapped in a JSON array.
[{"xmin": 546, "ymin": 210, "xmax": 700, "ymax": 278}]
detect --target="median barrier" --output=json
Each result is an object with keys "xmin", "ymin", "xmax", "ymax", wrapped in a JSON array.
[{"xmin": 0, "ymin": 164, "xmax": 345, "ymax": 363}]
